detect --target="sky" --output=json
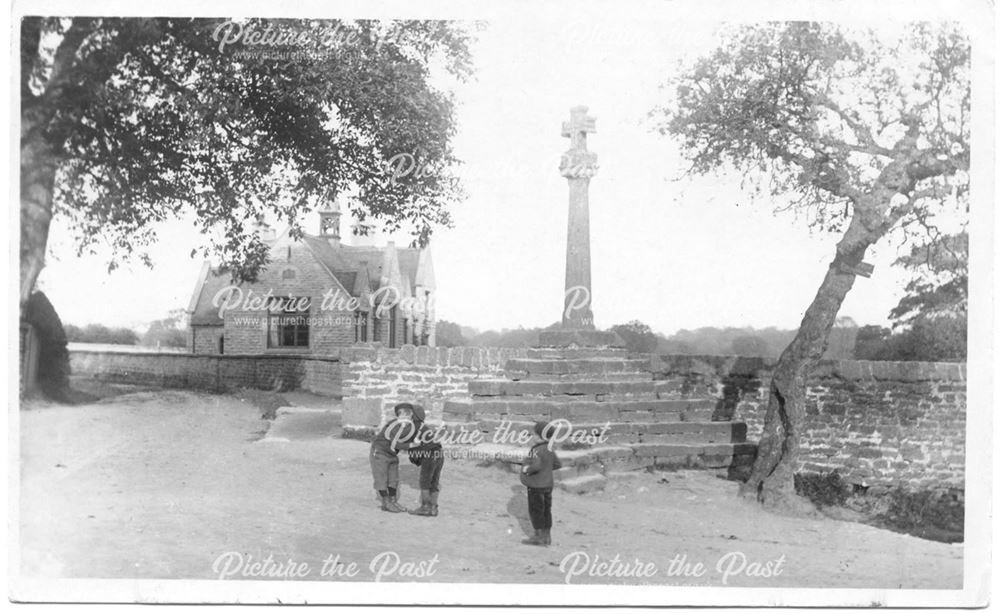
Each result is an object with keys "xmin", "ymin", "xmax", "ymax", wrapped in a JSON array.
[{"xmin": 36, "ymin": 13, "xmax": 971, "ymax": 336}]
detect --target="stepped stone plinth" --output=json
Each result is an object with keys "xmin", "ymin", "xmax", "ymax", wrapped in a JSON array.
[
  {"xmin": 537, "ymin": 329, "xmax": 625, "ymax": 349},
  {"xmin": 448, "ymin": 107, "xmax": 757, "ymax": 490},
  {"xmin": 449, "ymin": 343, "xmax": 757, "ymax": 492}
]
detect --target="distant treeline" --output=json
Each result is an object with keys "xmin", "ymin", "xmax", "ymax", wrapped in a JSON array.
[
  {"xmin": 66, "ymin": 311, "xmax": 965, "ymax": 363},
  {"xmin": 65, "ymin": 309, "xmax": 188, "ymax": 349},
  {"xmin": 435, "ymin": 316, "xmax": 966, "ymax": 363}
]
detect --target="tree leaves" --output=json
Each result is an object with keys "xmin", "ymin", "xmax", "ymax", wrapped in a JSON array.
[
  {"xmin": 652, "ymin": 22, "xmax": 970, "ymax": 237},
  {"xmin": 23, "ymin": 17, "xmax": 474, "ymax": 280}
]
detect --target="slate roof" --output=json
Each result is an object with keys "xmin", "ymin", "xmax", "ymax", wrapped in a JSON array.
[
  {"xmin": 188, "ymin": 233, "xmax": 426, "ymax": 326},
  {"xmin": 189, "ymin": 267, "xmax": 238, "ymax": 326}
]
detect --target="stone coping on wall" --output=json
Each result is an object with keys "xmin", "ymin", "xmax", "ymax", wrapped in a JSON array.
[
  {"xmin": 68, "ymin": 345, "xmax": 966, "ymax": 381},
  {"xmin": 69, "ymin": 347, "xmax": 343, "ymax": 363}
]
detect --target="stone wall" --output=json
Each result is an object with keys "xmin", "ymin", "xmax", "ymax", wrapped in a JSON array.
[
  {"xmin": 340, "ymin": 346, "xmax": 529, "ymax": 427},
  {"xmin": 191, "ymin": 325, "xmax": 224, "ymax": 355},
  {"xmin": 69, "ymin": 348, "xmax": 344, "ymax": 397},
  {"xmin": 67, "ymin": 346, "xmax": 966, "ymax": 490},
  {"xmin": 646, "ymin": 354, "xmax": 966, "ymax": 489},
  {"xmin": 68, "ymin": 345, "xmax": 526, "ymax": 408}
]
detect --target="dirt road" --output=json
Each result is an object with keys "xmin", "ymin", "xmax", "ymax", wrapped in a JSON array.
[{"xmin": 17, "ymin": 389, "xmax": 962, "ymax": 588}]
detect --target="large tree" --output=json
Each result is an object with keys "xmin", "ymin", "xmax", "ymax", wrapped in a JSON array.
[
  {"xmin": 654, "ymin": 23, "xmax": 969, "ymax": 510},
  {"xmin": 21, "ymin": 17, "xmax": 475, "ymax": 311}
]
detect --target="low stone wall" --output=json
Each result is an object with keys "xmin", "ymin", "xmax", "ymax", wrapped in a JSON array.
[
  {"xmin": 69, "ymin": 348, "xmax": 344, "ymax": 397},
  {"xmin": 67, "ymin": 346, "xmax": 966, "ymax": 491},
  {"xmin": 68, "ymin": 345, "xmax": 527, "ymax": 417},
  {"xmin": 646, "ymin": 354, "xmax": 966, "ymax": 490},
  {"xmin": 340, "ymin": 346, "xmax": 529, "ymax": 427}
]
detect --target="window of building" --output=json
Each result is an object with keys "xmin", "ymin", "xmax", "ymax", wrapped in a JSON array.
[
  {"xmin": 281, "ymin": 268, "xmax": 296, "ymax": 280},
  {"xmin": 218, "ymin": 335, "xmax": 224, "ymax": 355},
  {"xmin": 354, "ymin": 310, "xmax": 368, "ymax": 343},
  {"xmin": 267, "ymin": 297, "xmax": 310, "ymax": 348},
  {"xmin": 371, "ymin": 310, "xmax": 381, "ymax": 342},
  {"xmin": 389, "ymin": 306, "xmax": 397, "ymax": 348}
]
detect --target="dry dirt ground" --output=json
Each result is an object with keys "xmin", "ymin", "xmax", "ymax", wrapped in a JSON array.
[{"xmin": 17, "ymin": 388, "xmax": 963, "ymax": 588}]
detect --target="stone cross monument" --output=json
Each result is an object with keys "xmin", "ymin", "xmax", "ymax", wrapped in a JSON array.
[
  {"xmin": 538, "ymin": 106, "xmax": 623, "ymax": 349},
  {"xmin": 558, "ymin": 105, "xmax": 598, "ymax": 330}
]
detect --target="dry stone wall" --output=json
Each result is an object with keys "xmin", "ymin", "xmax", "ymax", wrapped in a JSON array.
[
  {"xmin": 646, "ymin": 354, "xmax": 966, "ymax": 489},
  {"xmin": 67, "ymin": 346, "xmax": 966, "ymax": 490}
]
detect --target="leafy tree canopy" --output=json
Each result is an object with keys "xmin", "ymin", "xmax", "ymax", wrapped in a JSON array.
[
  {"xmin": 22, "ymin": 18, "xmax": 477, "ymax": 281},
  {"xmin": 654, "ymin": 22, "xmax": 969, "ymax": 237},
  {"xmin": 433, "ymin": 319, "xmax": 468, "ymax": 348},
  {"xmin": 610, "ymin": 320, "xmax": 659, "ymax": 354},
  {"xmin": 890, "ymin": 230, "xmax": 967, "ymax": 326}
]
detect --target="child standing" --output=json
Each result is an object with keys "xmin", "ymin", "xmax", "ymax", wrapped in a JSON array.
[
  {"xmin": 370, "ymin": 402, "xmax": 418, "ymax": 513},
  {"xmin": 519, "ymin": 421, "xmax": 562, "ymax": 546},
  {"xmin": 406, "ymin": 404, "xmax": 445, "ymax": 517}
]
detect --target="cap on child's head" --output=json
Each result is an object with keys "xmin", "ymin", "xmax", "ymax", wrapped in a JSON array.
[
  {"xmin": 411, "ymin": 403, "xmax": 426, "ymax": 423},
  {"xmin": 533, "ymin": 420, "xmax": 552, "ymax": 441},
  {"xmin": 394, "ymin": 402, "xmax": 415, "ymax": 416}
]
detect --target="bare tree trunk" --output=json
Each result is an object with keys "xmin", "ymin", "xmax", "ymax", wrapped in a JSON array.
[
  {"xmin": 20, "ymin": 119, "xmax": 57, "ymax": 313},
  {"xmin": 739, "ymin": 216, "xmax": 877, "ymax": 512}
]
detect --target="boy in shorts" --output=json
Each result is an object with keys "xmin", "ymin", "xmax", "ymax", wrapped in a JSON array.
[
  {"xmin": 369, "ymin": 402, "xmax": 418, "ymax": 513},
  {"xmin": 406, "ymin": 404, "xmax": 444, "ymax": 517}
]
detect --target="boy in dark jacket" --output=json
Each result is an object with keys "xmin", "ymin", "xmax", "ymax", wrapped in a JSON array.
[
  {"xmin": 519, "ymin": 421, "xmax": 562, "ymax": 546},
  {"xmin": 406, "ymin": 404, "xmax": 444, "ymax": 517},
  {"xmin": 370, "ymin": 402, "xmax": 419, "ymax": 513}
]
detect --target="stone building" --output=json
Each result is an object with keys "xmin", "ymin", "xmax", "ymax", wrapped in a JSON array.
[{"xmin": 186, "ymin": 201, "xmax": 436, "ymax": 355}]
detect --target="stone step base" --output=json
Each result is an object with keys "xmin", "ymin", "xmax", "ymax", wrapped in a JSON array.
[
  {"xmin": 468, "ymin": 379, "xmax": 674, "ymax": 399},
  {"xmin": 505, "ymin": 358, "xmax": 651, "ymax": 376},
  {"xmin": 456, "ymin": 442, "xmax": 757, "ymax": 488},
  {"xmin": 443, "ymin": 398, "xmax": 716, "ymax": 422},
  {"xmin": 632, "ymin": 442, "xmax": 758, "ymax": 473},
  {"xmin": 504, "ymin": 371, "xmax": 652, "ymax": 383},
  {"xmin": 439, "ymin": 418, "xmax": 746, "ymax": 446},
  {"xmin": 525, "ymin": 347, "xmax": 631, "ymax": 360},
  {"xmin": 536, "ymin": 329, "xmax": 625, "ymax": 348}
]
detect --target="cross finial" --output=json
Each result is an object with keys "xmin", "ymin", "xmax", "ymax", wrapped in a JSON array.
[{"xmin": 561, "ymin": 105, "xmax": 596, "ymax": 151}]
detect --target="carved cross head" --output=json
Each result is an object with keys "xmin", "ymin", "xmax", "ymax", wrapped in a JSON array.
[{"xmin": 561, "ymin": 105, "xmax": 596, "ymax": 151}]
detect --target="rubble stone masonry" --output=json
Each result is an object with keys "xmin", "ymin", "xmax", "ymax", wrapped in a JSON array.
[
  {"xmin": 68, "ymin": 347, "xmax": 965, "ymax": 489},
  {"xmin": 646, "ymin": 354, "xmax": 966, "ymax": 489}
]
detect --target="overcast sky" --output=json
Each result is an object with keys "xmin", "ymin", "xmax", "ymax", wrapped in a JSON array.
[{"xmin": 36, "ymin": 8, "xmax": 977, "ymax": 335}]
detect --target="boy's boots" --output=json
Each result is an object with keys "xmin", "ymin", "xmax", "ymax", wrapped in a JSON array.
[
  {"xmin": 390, "ymin": 488, "xmax": 407, "ymax": 512},
  {"xmin": 380, "ymin": 494, "xmax": 406, "ymax": 513},
  {"xmin": 429, "ymin": 490, "xmax": 439, "ymax": 517},
  {"xmin": 521, "ymin": 529, "xmax": 546, "ymax": 546},
  {"xmin": 409, "ymin": 490, "xmax": 435, "ymax": 516},
  {"xmin": 541, "ymin": 528, "xmax": 551, "ymax": 545}
]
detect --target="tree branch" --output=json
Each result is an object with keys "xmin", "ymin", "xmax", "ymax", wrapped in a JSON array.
[
  {"xmin": 814, "ymin": 91, "xmax": 893, "ymax": 157},
  {"xmin": 42, "ymin": 18, "xmax": 98, "ymax": 101},
  {"xmin": 20, "ymin": 17, "xmax": 43, "ymax": 103}
]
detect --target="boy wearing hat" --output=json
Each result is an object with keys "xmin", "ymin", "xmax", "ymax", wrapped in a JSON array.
[
  {"xmin": 370, "ymin": 402, "xmax": 418, "ymax": 513},
  {"xmin": 519, "ymin": 420, "xmax": 563, "ymax": 546},
  {"xmin": 406, "ymin": 403, "xmax": 445, "ymax": 517}
]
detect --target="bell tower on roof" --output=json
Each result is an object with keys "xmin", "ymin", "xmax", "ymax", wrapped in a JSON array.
[{"xmin": 319, "ymin": 197, "xmax": 342, "ymax": 246}]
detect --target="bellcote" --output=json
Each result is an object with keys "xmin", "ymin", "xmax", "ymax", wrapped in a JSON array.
[{"xmin": 319, "ymin": 197, "xmax": 342, "ymax": 244}]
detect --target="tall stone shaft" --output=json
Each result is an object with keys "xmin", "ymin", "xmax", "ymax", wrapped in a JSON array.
[{"xmin": 559, "ymin": 105, "xmax": 598, "ymax": 330}]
